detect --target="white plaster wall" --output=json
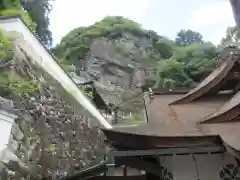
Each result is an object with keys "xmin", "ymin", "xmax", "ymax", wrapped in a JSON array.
[
  {"xmin": 0, "ymin": 17, "xmax": 112, "ymax": 129},
  {"xmin": 0, "ymin": 111, "xmax": 16, "ymax": 150},
  {"xmin": 0, "ymin": 119, "xmax": 13, "ymax": 150},
  {"xmin": 159, "ymin": 153, "xmax": 236, "ymax": 180},
  {"xmin": 0, "ymin": 111, "xmax": 17, "ymax": 163}
]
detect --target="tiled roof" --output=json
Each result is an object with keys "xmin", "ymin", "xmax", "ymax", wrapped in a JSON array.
[
  {"xmin": 102, "ymin": 51, "xmax": 240, "ymax": 152},
  {"xmin": 200, "ymin": 90, "xmax": 240, "ymax": 123}
]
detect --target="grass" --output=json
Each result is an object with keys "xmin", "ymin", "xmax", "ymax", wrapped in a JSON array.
[{"xmin": 115, "ymin": 114, "xmax": 146, "ymax": 126}]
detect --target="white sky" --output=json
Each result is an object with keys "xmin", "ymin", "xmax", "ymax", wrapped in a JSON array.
[{"xmin": 49, "ymin": 0, "xmax": 235, "ymax": 45}]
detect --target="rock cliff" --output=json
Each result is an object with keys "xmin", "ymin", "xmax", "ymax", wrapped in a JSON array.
[{"xmin": 54, "ymin": 16, "xmax": 162, "ymax": 116}]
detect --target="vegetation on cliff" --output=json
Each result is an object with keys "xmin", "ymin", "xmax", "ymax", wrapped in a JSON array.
[
  {"xmin": 54, "ymin": 16, "xmax": 218, "ymax": 90},
  {"xmin": 53, "ymin": 16, "xmax": 159, "ymax": 63},
  {"xmin": 155, "ymin": 42, "xmax": 218, "ymax": 89}
]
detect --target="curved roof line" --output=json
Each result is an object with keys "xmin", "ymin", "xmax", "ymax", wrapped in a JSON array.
[
  {"xmin": 230, "ymin": 0, "xmax": 240, "ymax": 25},
  {"xmin": 200, "ymin": 90, "xmax": 240, "ymax": 124},
  {"xmin": 170, "ymin": 54, "xmax": 238, "ymax": 105},
  {"xmin": 102, "ymin": 128, "xmax": 219, "ymax": 149}
]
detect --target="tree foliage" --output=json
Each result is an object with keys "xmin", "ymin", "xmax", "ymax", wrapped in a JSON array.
[
  {"xmin": 150, "ymin": 30, "xmax": 217, "ymax": 89},
  {"xmin": 154, "ymin": 40, "xmax": 217, "ymax": 89},
  {"xmin": 21, "ymin": 0, "xmax": 54, "ymax": 47},
  {"xmin": 153, "ymin": 38, "xmax": 174, "ymax": 59},
  {"xmin": 0, "ymin": 0, "xmax": 53, "ymax": 47},
  {"xmin": 0, "ymin": 29, "xmax": 13, "ymax": 59},
  {"xmin": 55, "ymin": 16, "xmax": 220, "ymax": 90},
  {"xmin": 220, "ymin": 25, "xmax": 240, "ymax": 47},
  {"xmin": 175, "ymin": 29, "xmax": 203, "ymax": 45},
  {"xmin": 55, "ymin": 16, "xmax": 158, "ymax": 62},
  {"xmin": 0, "ymin": 0, "xmax": 21, "ymax": 9},
  {"xmin": 155, "ymin": 58, "xmax": 194, "ymax": 89}
]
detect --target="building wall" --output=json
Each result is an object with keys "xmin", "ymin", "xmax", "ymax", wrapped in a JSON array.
[
  {"xmin": 107, "ymin": 153, "xmax": 237, "ymax": 179},
  {"xmin": 0, "ymin": 111, "xmax": 15, "ymax": 151},
  {"xmin": 158, "ymin": 153, "xmax": 237, "ymax": 180},
  {"xmin": 0, "ymin": 110, "xmax": 18, "ymax": 164}
]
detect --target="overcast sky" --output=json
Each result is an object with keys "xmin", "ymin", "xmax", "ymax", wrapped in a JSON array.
[{"xmin": 49, "ymin": 0, "xmax": 235, "ymax": 46}]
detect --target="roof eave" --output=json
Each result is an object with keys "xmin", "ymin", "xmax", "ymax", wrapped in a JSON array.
[{"xmin": 230, "ymin": 0, "xmax": 240, "ymax": 25}]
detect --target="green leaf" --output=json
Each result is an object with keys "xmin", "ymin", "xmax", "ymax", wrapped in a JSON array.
[{"xmin": 44, "ymin": 145, "xmax": 57, "ymax": 152}]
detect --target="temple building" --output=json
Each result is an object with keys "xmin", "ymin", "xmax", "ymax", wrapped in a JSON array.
[
  {"xmin": 100, "ymin": 45, "xmax": 240, "ymax": 180},
  {"xmin": 0, "ymin": 1, "xmax": 239, "ymax": 180},
  {"xmin": 66, "ymin": 1, "xmax": 240, "ymax": 179}
]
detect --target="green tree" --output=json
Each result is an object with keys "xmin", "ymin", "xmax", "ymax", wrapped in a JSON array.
[
  {"xmin": 56, "ymin": 16, "xmax": 158, "ymax": 63},
  {"xmin": 155, "ymin": 58, "xmax": 194, "ymax": 89},
  {"xmin": 220, "ymin": 26, "xmax": 240, "ymax": 46},
  {"xmin": 175, "ymin": 29, "xmax": 203, "ymax": 45},
  {"xmin": 153, "ymin": 38, "xmax": 174, "ymax": 59},
  {"xmin": 55, "ymin": 15, "xmax": 218, "ymax": 89},
  {"xmin": 0, "ymin": 29, "xmax": 13, "ymax": 60},
  {"xmin": 155, "ymin": 42, "xmax": 217, "ymax": 89},
  {"xmin": 21, "ymin": 0, "xmax": 54, "ymax": 47},
  {"xmin": 0, "ymin": 0, "xmax": 54, "ymax": 47},
  {"xmin": 0, "ymin": 0, "xmax": 21, "ymax": 9}
]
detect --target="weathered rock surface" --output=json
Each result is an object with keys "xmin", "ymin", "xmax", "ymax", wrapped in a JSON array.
[
  {"xmin": 85, "ymin": 35, "xmax": 157, "ymax": 88},
  {"xmin": 75, "ymin": 34, "xmax": 158, "ymax": 116},
  {"xmin": 55, "ymin": 17, "xmax": 161, "ymax": 118}
]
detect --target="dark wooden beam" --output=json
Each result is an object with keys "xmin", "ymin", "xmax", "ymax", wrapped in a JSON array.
[
  {"xmin": 109, "ymin": 146, "xmax": 225, "ymax": 157},
  {"xmin": 123, "ymin": 165, "xmax": 127, "ymax": 176}
]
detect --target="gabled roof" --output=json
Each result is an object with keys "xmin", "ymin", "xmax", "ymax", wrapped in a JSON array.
[
  {"xmin": 102, "ymin": 91, "xmax": 228, "ymax": 149},
  {"xmin": 171, "ymin": 50, "xmax": 240, "ymax": 105},
  {"xmin": 102, "ymin": 48, "xmax": 240, "ymax": 154},
  {"xmin": 200, "ymin": 90, "xmax": 240, "ymax": 124}
]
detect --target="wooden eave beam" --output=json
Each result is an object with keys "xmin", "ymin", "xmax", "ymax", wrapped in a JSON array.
[
  {"xmin": 200, "ymin": 105, "xmax": 240, "ymax": 124},
  {"xmin": 109, "ymin": 146, "xmax": 225, "ymax": 157},
  {"xmin": 230, "ymin": 0, "xmax": 240, "ymax": 25}
]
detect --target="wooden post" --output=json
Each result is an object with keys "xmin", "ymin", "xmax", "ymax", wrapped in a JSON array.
[
  {"xmin": 144, "ymin": 157, "xmax": 161, "ymax": 180},
  {"xmin": 123, "ymin": 165, "xmax": 127, "ymax": 176},
  {"xmin": 106, "ymin": 153, "xmax": 115, "ymax": 176}
]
